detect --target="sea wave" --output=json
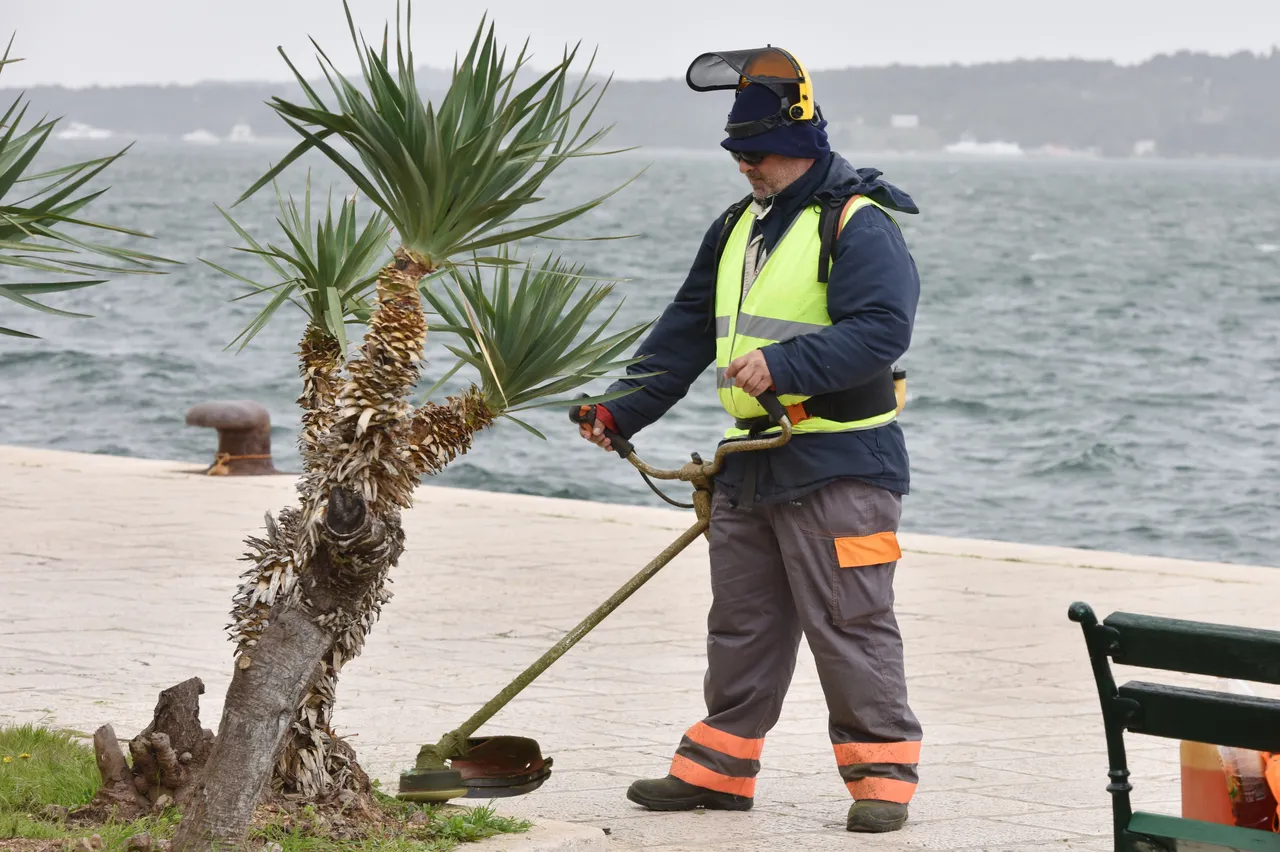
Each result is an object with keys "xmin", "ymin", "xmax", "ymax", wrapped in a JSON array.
[{"xmin": 4, "ymin": 144, "xmax": 1280, "ymax": 566}]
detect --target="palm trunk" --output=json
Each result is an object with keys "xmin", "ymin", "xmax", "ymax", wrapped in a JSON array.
[
  {"xmin": 227, "ymin": 324, "xmax": 344, "ymax": 797},
  {"xmin": 277, "ymin": 324, "xmax": 351, "ymax": 798},
  {"xmin": 296, "ymin": 325, "xmax": 344, "ymax": 476},
  {"xmin": 172, "ymin": 488, "xmax": 403, "ymax": 850},
  {"xmin": 271, "ymin": 390, "xmax": 497, "ymax": 796},
  {"xmin": 172, "ymin": 249, "xmax": 429, "ymax": 849},
  {"xmin": 227, "ymin": 324, "xmax": 339, "ymax": 670},
  {"xmin": 399, "ymin": 387, "xmax": 496, "ymax": 476}
]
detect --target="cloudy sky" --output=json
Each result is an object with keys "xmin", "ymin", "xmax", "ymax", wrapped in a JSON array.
[{"xmin": 6, "ymin": 0, "xmax": 1279, "ymax": 87}]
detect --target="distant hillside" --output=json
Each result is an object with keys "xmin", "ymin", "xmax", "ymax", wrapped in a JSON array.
[
  {"xmin": 7, "ymin": 50, "xmax": 1280, "ymax": 158},
  {"xmin": 597, "ymin": 50, "xmax": 1280, "ymax": 159}
]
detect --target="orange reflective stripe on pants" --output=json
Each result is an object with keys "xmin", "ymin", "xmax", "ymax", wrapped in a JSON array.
[
  {"xmin": 833, "ymin": 740, "xmax": 921, "ymax": 766},
  {"xmin": 670, "ymin": 754, "xmax": 756, "ymax": 797},
  {"xmin": 685, "ymin": 722, "xmax": 765, "ymax": 761}
]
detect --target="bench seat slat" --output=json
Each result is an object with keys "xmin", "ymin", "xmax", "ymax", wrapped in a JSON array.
[{"xmin": 1127, "ymin": 811, "xmax": 1280, "ymax": 851}]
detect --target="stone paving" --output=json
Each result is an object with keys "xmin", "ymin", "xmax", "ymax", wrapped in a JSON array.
[{"xmin": 3, "ymin": 444, "xmax": 1280, "ymax": 850}]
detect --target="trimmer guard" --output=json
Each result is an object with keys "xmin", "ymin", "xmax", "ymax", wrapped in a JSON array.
[{"xmin": 454, "ymin": 735, "xmax": 554, "ymax": 798}]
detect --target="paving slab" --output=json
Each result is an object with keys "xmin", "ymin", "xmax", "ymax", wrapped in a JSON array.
[
  {"xmin": 468, "ymin": 820, "xmax": 607, "ymax": 850},
  {"xmin": 3, "ymin": 444, "xmax": 1280, "ymax": 850}
]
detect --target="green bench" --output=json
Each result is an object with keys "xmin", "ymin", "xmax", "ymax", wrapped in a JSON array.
[{"xmin": 1069, "ymin": 602, "xmax": 1280, "ymax": 851}]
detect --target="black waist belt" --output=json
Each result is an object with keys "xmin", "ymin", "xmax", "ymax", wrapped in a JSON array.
[{"xmin": 733, "ymin": 367, "xmax": 899, "ymax": 435}]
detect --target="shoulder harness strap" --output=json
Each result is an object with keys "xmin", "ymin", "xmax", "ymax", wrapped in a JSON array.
[
  {"xmin": 713, "ymin": 193, "xmax": 755, "ymax": 270},
  {"xmin": 713, "ymin": 190, "xmax": 868, "ymax": 286},
  {"xmin": 817, "ymin": 192, "xmax": 863, "ymax": 284},
  {"xmin": 706, "ymin": 193, "xmax": 755, "ymax": 334}
]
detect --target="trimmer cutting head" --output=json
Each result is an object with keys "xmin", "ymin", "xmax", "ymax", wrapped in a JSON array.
[
  {"xmin": 397, "ymin": 766, "xmax": 468, "ymax": 803},
  {"xmin": 397, "ymin": 736, "xmax": 553, "ymax": 802},
  {"xmin": 454, "ymin": 736, "xmax": 553, "ymax": 797}
]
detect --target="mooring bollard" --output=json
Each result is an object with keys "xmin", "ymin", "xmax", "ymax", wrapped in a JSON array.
[{"xmin": 184, "ymin": 400, "xmax": 281, "ymax": 476}]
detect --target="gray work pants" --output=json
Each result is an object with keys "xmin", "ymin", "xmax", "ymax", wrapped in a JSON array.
[{"xmin": 668, "ymin": 478, "xmax": 922, "ymax": 803}]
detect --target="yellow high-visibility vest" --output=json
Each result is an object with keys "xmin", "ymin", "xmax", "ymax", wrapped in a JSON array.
[{"xmin": 714, "ymin": 195, "xmax": 902, "ymax": 440}]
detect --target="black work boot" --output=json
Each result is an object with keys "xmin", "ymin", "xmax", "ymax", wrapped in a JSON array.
[
  {"xmin": 847, "ymin": 800, "xmax": 909, "ymax": 833},
  {"xmin": 626, "ymin": 775, "xmax": 753, "ymax": 812}
]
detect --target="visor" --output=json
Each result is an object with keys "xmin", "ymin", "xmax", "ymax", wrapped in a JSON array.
[{"xmin": 686, "ymin": 46, "xmax": 816, "ymax": 136}]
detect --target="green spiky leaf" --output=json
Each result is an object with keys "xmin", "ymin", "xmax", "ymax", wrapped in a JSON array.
[
  {"xmin": 421, "ymin": 251, "xmax": 653, "ymax": 420},
  {"xmin": 201, "ymin": 173, "xmax": 392, "ymax": 354},
  {"xmin": 234, "ymin": 2, "xmax": 637, "ymax": 270},
  {"xmin": 0, "ymin": 33, "xmax": 173, "ymax": 338}
]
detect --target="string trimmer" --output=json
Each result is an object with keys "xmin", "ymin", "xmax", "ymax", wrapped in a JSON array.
[{"xmin": 396, "ymin": 392, "xmax": 793, "ymax": 802}]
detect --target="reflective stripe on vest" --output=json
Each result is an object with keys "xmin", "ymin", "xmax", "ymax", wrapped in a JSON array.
[{"xmin": 714, "ymin": 195, "xmax": 900, "ymax": 439}]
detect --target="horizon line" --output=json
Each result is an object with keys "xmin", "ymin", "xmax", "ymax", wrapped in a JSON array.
[{"xmin": 4, "ymin": 44, "xmax": 1278, "ymax": 92}]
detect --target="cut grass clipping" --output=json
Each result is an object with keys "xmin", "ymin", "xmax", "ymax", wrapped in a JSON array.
[{"xmin": 1, "ymin": 725, "xmax": 530, "ymax": 850}]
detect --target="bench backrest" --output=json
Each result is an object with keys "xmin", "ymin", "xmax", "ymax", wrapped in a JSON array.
[
  {"xmin": 1101, "ymin": 611, "xmax": 1280, "ymax": 754},
  {"xmin": 1069, "ymin": 602, "xmax": 1280, "ymax": 850}
]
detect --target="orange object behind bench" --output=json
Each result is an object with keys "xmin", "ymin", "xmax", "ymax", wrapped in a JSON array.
[
  {"xmin": 1181, "ymin": 740, "xmax": 1235, "ymax": 825},
  {"xmin": 1266, "ymin": 752, "xmax": 1280, "ymax": 832}
]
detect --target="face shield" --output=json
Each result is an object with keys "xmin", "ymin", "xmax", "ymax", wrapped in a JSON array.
[{"xmin": 686, "ymin": 46, "xmax": 818, "ymax": 139}]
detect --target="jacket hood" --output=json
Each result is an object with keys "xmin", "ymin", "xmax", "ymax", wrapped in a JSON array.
[{"xmin": 816, "ymin": 154, "xmax": 920, "ymax": 215}]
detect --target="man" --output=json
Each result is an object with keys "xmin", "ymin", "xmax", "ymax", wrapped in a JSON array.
[{"xmin": 574, "ymin": 48, "xmax": 922, "ymax": 834}]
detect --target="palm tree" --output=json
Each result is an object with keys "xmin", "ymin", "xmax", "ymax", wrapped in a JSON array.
[
  {"xmin": 169, "ymin": 6, "xmax": 649, "ymax": 846},
  {"xmin": 202, "ymin": 176, "xmax": 394, "ymax": 797},
  {"xmin": 0, "ymin": 36, "xmax": 168, "ymax": 339}
]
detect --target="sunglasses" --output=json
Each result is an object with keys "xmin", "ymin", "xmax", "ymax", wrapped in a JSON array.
[{"xmin": 730, "ymin": 150, "xmax": 769, "ymax": 166}]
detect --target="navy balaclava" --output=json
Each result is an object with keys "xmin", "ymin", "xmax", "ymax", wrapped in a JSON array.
[{"xmin": 720, "ymin": 82, "xmax": 830, "ymax": 160}]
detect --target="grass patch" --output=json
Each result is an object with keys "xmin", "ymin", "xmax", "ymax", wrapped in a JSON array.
[
  {"xmin": 1, "ymin": 726, "xmax": 530, "ymax": 851},
  {"xmin": 1, "ymin": 799, "xmax": 527, "ymax": 851},
  {"xmin": 0, "ymin": 724, "xmax": 99, "ymax": 812},
  {"xmin": 249, "ymin": 795, "xmax": 531, "ymax": 852},
  {"xmin": 1, "ymin": 811, "xmax": 182, "ymax": 848}
]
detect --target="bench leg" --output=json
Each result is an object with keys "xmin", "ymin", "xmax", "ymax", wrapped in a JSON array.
[{"xmin": 1069, "ymin": 603, "xmax": 1134, "ymax": 849}]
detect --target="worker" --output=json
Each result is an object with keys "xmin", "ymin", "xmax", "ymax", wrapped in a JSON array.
[{"xmin": 573, "ymin": 47, "xmax": 922, "ymax": 834}]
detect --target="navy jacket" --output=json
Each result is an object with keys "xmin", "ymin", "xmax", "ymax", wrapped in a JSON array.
[{"xmin": 603, "ymin": 152, "xmax": 921, "ymax": 504}]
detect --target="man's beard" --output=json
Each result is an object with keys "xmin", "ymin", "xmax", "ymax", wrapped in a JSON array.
[
  {"xmin": 747, "ymin": 173, "xmax": 772, "ymax": 199},
  {"xmin": 746, "ymin": 158, "xmax": 813, "ymax": 200}
]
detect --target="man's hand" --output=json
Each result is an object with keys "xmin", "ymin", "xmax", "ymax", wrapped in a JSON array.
[
  {"xmin": 725, "ymin": 350, "xmax": 773, "ymax": 397},
  {"xmin": 576, "ymin": 404, "xmax": 615, "ymax": 452},
  {"xmin": 578, "ymin": 419, "xmax": 613, "ymax": 452}
]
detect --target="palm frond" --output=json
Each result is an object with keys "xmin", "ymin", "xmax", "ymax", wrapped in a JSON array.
[
  {"xmin": 201, "ymin": 173, "xmax": 392, "ymax": 354},
  {"xmin": 234, "ymin": 2, "xmax": 635, "ymax": 270},
  {"xmin": 421, "ymin": 251, "xmax": 654, "ymax": 418},
  {"xmin": 0, "ymin": 34, "xmax": 174, "ymax": 339}
]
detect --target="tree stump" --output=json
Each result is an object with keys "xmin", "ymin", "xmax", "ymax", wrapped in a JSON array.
[
  {"xmin": 185, "ymin": 400, "xmax": 281, "ymax": 475},
  {"xmin": 76, "ymin": 678, "xmax": 215, "ymax": 823}
]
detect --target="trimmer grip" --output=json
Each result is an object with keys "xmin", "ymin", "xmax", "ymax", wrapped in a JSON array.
[
  {"xmin": 570, "ymin": 402, "xmax": 634, "ymax": 458},
  {"xmin": 603, "ymin": 430, "xmax": 634, "ymax": 459},
  {"xmin": 757, "ymin": 390, "xmax": 789, "ymax": 426}
]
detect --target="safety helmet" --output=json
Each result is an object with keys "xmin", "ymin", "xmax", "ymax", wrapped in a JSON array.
[{"xmin": 686, "ymin": 46, "xmax": 821, "ymax": 139}]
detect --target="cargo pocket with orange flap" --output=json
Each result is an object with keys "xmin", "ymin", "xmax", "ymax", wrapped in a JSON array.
[{"xmin": 830, "ymin": 530, "xmax": 900, "ymax": 626}]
